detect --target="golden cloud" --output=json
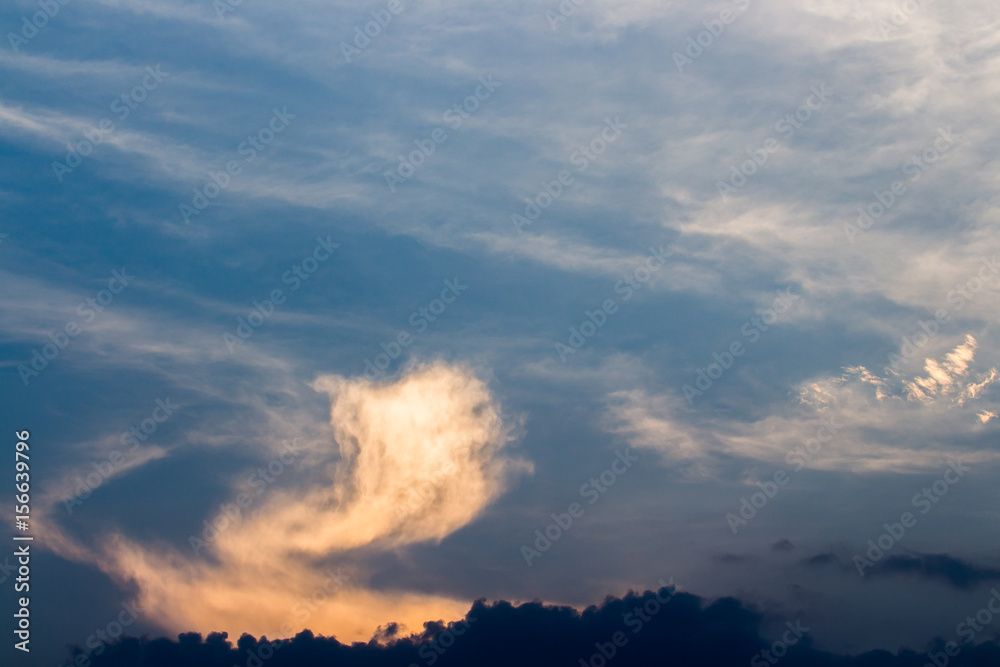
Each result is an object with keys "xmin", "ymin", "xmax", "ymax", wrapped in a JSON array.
[{"xmin": 41, "ymin": 361, "xmax": 531, "ymax": 642}]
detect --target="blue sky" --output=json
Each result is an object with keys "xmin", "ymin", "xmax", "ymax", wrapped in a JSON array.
[{"xmin": 1, "ymin": 0, "xmax": 999, "ymax": 664}]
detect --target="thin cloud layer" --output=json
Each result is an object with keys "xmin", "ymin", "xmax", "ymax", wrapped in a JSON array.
[{"xmin": 608, "ymin": 336, "xmax": 999, "ymax": 474}]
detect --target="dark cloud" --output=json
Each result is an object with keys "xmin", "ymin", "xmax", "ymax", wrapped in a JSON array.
[
  {"xmin": 801, "ymin": 553, "xmax": 839, "ymax": 567},
  {"xmin": 73, "ymin": 588, "xmax": 1000, "ymax": 667},
  {"xmin": 773, "ymin": 540, "xmax": 796, "ymax": 552},
  {"xmin": 867, "ymin": 555, "xmax": 1000, "ymax": 590},
  {"xmin": 799, "ymin": 551, "xmax": 1000, "ymax": 590}
]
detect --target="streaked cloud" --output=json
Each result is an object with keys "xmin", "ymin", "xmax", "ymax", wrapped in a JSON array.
[{"xmin": 608, "ymin": 336, "xmax": 999, "ymax": 474}]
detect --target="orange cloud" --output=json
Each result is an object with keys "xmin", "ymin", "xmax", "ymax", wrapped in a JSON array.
[{"xmin": 41, "ymin": 361, "xmax": 530, "ymax": 642}]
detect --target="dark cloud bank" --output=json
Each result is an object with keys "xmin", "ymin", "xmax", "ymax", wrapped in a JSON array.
[
  {"xmin": 802, "ymin": 552, "xmax": 1000, "ymax": 590},
  {"xmin": 72, "ymin": 586, "xmax": 1000, "ymax": 667}
]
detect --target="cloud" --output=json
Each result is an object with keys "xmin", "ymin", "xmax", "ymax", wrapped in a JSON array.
[
  {"xmin": 40, "ymin": 361, "xmax": 531, "ymax": 643},
  {"xmin": 801, "ymin": 551, "xmax": 1000, "ymax": 590},
  {"xmin": 606, "ymin": 335, "xmax": 1000, "ymax": 474},
  {"xmin": 249, "ymin": 361, "xmax": 532, "ymax": 554},
  {"xmin": 772, "ymin": 539, "xmax": 795, "ymax": 552},
  {"xmin": 802, "ymin": 553, "xmax": 838, "ymax": 567},
  {"xmin": 4, "ymin": 0, "xmax": 1000, "ymax": 658},
  {"xmin": 604, "ymin": 390, "xmax": 707, "ymax": 470},
  {"xmin": 906, "ymin": 335, "xmax": 981, "ymax": 402},
  {"xmin": 868, "ymin": 554, "xmax": 1000, "ymax": 589},
  {"xmin": 71, "ymin": 586, "xmax": 1000, "ymax": 667}
]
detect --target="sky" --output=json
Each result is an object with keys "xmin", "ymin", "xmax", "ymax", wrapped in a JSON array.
[{"xmin": 1, "ymin": 0, "xmax": 999, "ymax": 665}]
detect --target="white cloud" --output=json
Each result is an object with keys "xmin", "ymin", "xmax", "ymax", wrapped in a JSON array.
[{"xmin": 608, "ymin": 335, "xmax": 999, "ymax": 474}]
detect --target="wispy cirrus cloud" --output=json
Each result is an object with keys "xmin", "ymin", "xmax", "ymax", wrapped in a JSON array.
[{"xmin": 607, "ymin": 335, "xmax": 999, "ymax": 474}]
